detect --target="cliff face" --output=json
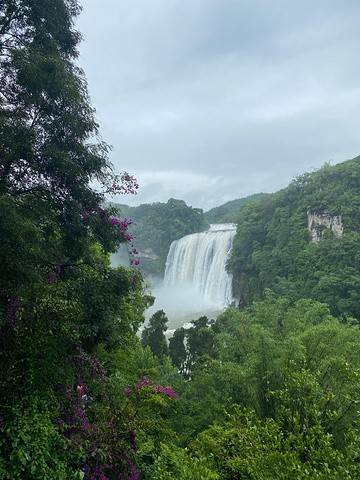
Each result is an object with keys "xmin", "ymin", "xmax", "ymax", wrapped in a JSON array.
[
  {"xmin": 307, "ymin": 212, "xmax": 344, "ymax": 243},
  {"xmin": 138, "ymin": 248, "xmax": 159, "ymax": 260}
]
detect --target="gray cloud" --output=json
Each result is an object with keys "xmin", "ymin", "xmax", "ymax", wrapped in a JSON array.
[{"xmin": 76, "ymin": 0, "xmax": 360, "ymax": 210}]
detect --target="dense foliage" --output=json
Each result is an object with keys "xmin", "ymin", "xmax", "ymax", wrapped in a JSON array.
[
  {"xmin": 158, "ymin": 298, "xmax": 360, "ymax": 479},
  {"xmin": 0, "ymin": 1, "xmax": 159, "ymax": 478},
  {"xmin": 228, "ymin": 157, "xmax": 360, "ymax": 319}
]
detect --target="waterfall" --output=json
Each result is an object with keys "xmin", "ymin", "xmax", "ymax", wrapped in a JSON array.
[{"xmin": 164, "ymin": 224, "xmax": 236, "ymax": 309}]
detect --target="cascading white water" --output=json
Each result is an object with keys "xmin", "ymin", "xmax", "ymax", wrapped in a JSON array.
[{"xmin": 164, "ymin": 224, "xmax": 236, "ymax": 309}]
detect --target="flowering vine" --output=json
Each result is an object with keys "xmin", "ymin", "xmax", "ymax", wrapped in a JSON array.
[
  {"xmin": 60, "ymin": 348, "xmax": 140, "ymax": 479},
  {"xmin": 105, "ymin": 172, "xmax": 140, "ymax": 196},
  {"xmin": 82, "ymin": 205, "xmax": 140, "ymax": 266},
  {"xmin": 126, "ymin": 377, "xmax": 179, "ymax": 400},
  {"xmin": 46, "ymin": 263, "xmax": 63, "ymax": 284}
]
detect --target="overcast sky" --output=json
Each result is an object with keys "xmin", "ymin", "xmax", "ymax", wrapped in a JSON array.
[{"xmin": 76, "ymin": 0, "xmax": 360, "ymax": 211}]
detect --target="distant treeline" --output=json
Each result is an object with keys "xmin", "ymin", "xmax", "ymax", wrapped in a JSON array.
[{"xmin": 204, "ymin": 192, "xmax": 271, "ymax": 223}]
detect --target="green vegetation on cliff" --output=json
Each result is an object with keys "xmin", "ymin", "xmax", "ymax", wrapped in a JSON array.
[{"xmin": 229, "ymin": 157, "xmax": 360, "ymax": 319}]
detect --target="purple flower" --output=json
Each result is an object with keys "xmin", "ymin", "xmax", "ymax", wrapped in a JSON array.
[{"xmin": 82, "ymin": 206, "xmax": 90, "ymax": 218}]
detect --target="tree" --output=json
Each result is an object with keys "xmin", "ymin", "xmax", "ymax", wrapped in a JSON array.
[
  {"xmin": 186, "ymin": 317, "xmax": 215, "ymax": 369},
  {"xmin": 0, "ymin": 2, "xmax": 150, "ymax": 477},
  {"xmin": 169, "ymin": 327, "xmax": 187, "ymax": 375},
  {"xmin": 141, "ymin": 310, "xmax": 169, "ymax": 360},
  {"xmin": 0, "ymin": 0, "xmax": 138, "ymax": 291},
  {"xmin": 168, "ymin": 316, "xmax": 217, "ymax": 378},
  {"xmin": 194, "ymin": 400, "xmax": 351, "ymax": 479}
]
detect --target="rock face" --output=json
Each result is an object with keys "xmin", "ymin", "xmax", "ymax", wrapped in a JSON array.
[
  {"xmin": 307, "ymin": 212, "xmax": 344, "ymax": 243},
  {"xmin": 139, "ymin": 248, "xmax": 159, "ymax": 260}
]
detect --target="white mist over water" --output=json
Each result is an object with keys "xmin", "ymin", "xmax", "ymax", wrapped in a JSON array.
[{"xmin": 146, "ymin": 224, "xmax": 237, "ymax": 331}]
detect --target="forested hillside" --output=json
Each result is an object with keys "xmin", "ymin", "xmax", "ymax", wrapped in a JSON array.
[
  {"xmin": 141, "ymin": 296, "xmax": 360, "ymax": 479},
  {"xmin": 228, "ymin": 157, "xmax": 360, "ymax": 319},
  {"xmin": 205, "ymin": 192, "xmax": 270, "ymax": 223}
]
